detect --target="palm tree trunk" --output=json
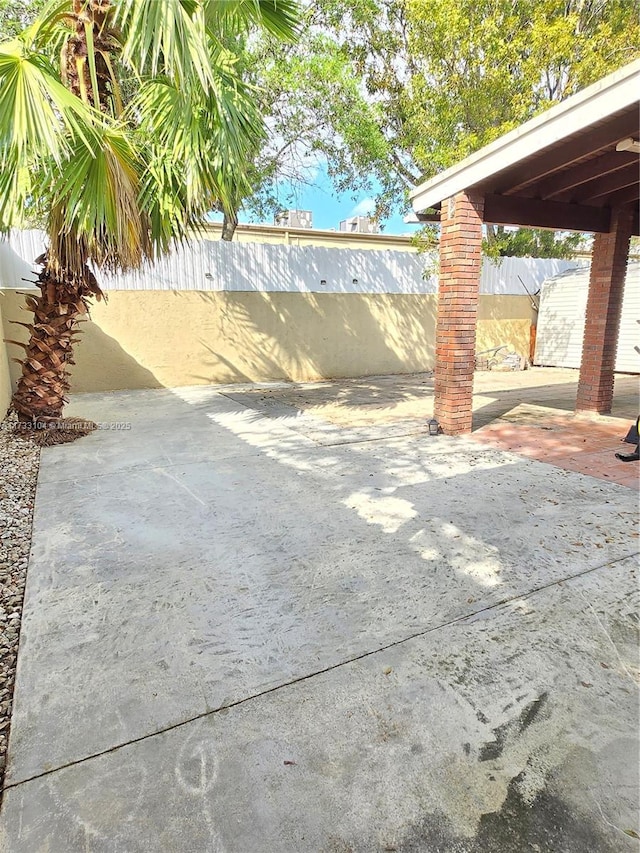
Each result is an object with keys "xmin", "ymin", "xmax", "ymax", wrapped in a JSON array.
[
  {"xmin": 11, "ymin": 257, "xmax": 100, "ymax": 424},
  {"xmin": 64, "ymin": 0, "xmax": 114, "ymax": 112},
  {"xmin": 10, "ymin": 0, "xmax": 113, "ymax": 429}
]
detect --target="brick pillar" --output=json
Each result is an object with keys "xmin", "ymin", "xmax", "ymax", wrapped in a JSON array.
[
  {"xmin": 576, "ymin": 206, "xmax": 633, "ymax": 413},
  {"xmin": 434, "ymin": 190, "xmax": 484, "ymax": 434}
]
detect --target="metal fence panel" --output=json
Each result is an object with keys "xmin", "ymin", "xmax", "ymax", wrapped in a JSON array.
[{"xmin": 1, "ymin": 230, "xmax": 581, "ymax": 295}]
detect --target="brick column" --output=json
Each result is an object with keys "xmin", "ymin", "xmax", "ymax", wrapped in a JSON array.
[
  {"xmin": 434, "ymin": 190, "xmax": 484, "ymax": 434},
  {"xmin": 576, "ymin": 206, "xmax": 633, "ymax": 413}
]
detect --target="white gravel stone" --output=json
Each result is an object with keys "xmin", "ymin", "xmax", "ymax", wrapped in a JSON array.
[{"xmin": 0, "ymin": 415, "xmax": 39, "ymax": 793}]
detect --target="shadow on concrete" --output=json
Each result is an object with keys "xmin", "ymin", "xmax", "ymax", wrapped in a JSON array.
[
  {"xmin": 471, "ymin": 373, "xmax": 639, "ymax": 429},
  {"xmin": 2, "ymin": 379, "xmax": 637, "ymax": 851},
  {"xmin": 197, "ymin": 369, "xmax": 638, "ymax": 434}
]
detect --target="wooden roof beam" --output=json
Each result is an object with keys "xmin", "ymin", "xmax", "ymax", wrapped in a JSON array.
[
  {"xmin": 589, "ymin": 184, "xmax": 640, "ymax": 208},
  {"xmin": 483, "ymin": 194, "xmax": 611, "ymax": 232},
  {"xmin": 500, "ymin": 111, "xmax": 639, "ymax": 196},
  {"xmin": 535, "ymin": 151, "xmax": 637, "ymax": 200},
  {"xmin": 566, "ymin": 163, "xmax": 638, "ymax": 203}
]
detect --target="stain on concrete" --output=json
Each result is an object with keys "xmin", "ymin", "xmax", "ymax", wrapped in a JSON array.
[
  {"xmin": 479, "ymin": 693, "xmax": 550, "ymax": 762},
  {"xmin": 519, "ymin": 692, "xmax": 549, "ymax": 732},
  {"xmin": 394, "ymin": 774, "xmax": 622, "ymax": 853},
  {"xmin": 326, "ymin": 837, "xmax": 355, "ymax": 853},
  {"xmin": 478, "ymin": 732, "xmax": 507, "ymax": 763}
]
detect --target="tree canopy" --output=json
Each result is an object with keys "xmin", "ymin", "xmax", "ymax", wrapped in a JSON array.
[
  {"xmin": 3, "ymin": 1, "xmax": 638, "ymax": 256},
  {"xmin": 0, "ymin": 0, "xmax": 45, "ymax": 38},
  {"xmin": 245, "ymin": 0, "xmax": 639, "ymax": 255},
  {"xmin": 214, "ymin": 5, "xmax": 397, "ymax": 238}
]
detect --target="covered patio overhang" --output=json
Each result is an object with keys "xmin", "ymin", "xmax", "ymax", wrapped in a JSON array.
[{"xmin": 410, "ymin": 59, "xmax": 640, "ymax": 434}]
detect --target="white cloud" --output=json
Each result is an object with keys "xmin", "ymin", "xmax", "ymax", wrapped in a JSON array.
[{"xmin": 350, "ymin": 197, "xmax": 375, "ymax": 217}]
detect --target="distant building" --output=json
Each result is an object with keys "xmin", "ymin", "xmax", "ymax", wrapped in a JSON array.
[
  {"xmin": 339, "ymin": 216, "xmax": 380, "ymax": 234},
  {"xmin": 274, "ymin": 209, "xmax": 313, "ymax": 229}
]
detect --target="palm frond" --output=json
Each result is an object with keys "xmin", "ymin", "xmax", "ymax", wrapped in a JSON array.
[
  {"xmin": 112, "ymin": 0, "xmax": 214, "ymax": 89},
  {"xmin": 0, "ymin": 149, "xmax": 32, "ymax": 230},
  {"xmin": 132, "ymin": 64, "xmax": 263, "ymax": 215},
  {"xmin": 0, "ymin": 40, "xmax": 98, "ymax": 161},
  {"xmin": 204, "ymin": 0, "xmax": 300, "ymax": 42},
  {"xmin": 137, "ymin": 152, "xmax": 203, "ymax": 256},
  {"xmin": 0, "ymin": 38, "xmax": 101, "ymax": 229},
  {"xmin": 21, "ymin": 0, "xmax": 75, "ymax": 55},
  {"xmin": 47, "ymin": 126, "xmax": 152, "ymax": 275}
]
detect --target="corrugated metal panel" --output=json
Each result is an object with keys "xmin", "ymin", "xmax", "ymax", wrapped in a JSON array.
[
  {"xmin": 479, "ymin": 256, "xmax": 584, "ymax": 295},
  {"xmin": 535, "ymin": 261, "xmax": 640, "ymax": 373},
  {"xmin": 615, "ymin": 262, "xmax": 639, "ymax": 373},
  {"xmin": 1, "ymin": 231, "xmax": 436, "ymax": 294},
  {"xmin": 0, "ymin": 229, "xmax": 586, "ymax": 296}
]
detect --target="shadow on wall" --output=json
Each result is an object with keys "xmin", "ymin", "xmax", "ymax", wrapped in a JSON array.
[
  {"xmin": 187, "ymin": 290, "xmax": 438, "ymax": 385},
  {"xmin": 71, "ymin": 320, "xmax": 164, "ymax": 392},
  {"xmin": 197, "ymin": 239, "xmax": 432, "ymax": 295},
  {"xmin": 0, "ymin": 234, "xmax": 544, "ymax": 395},
  {"xmin": 0, "ymin": 287, "xmax": 550, "ymax": 399},
  {"xmin": 0, "ymin": 287, "xmax": 438, "ymax": 393},
  {"xmin": 533, "ymin": 312, "xmax": 579, "ymax": 369},
  {"xmin": 476, "ymin": 295, "xmax": 536, "ymax": 358},
  {"xmin": 0, "ymin": 231, "xmax": 586, "ymax": 397},
  {"xmin": 0, "ymin": 299, "xmax": 12, "ymax": 414},
  {"xmin": 0, "ymin": 289, "xmax": 162, "ymax": 394}
]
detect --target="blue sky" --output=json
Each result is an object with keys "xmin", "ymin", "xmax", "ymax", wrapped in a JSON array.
[{"xmin": 210, "ymin": 162, "xmax": 423, "ymax": 236}]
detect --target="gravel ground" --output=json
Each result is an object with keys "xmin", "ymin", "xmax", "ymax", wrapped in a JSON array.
[{"xmin": 0, "ymin": 416, "xmax": 39, "ymax": 799}]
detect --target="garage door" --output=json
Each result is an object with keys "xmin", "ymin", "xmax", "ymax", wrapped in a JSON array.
[{"xmin": 535, "ymin": 261, "xmax": 640, "ymax": 373}]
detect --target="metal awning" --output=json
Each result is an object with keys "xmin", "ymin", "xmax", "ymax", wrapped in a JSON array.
[{"xmin": 409, "ymin": 60, "xmax": 640, "ymax": 235}]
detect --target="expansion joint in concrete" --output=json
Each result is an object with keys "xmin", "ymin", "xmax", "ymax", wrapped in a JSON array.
[{"xmin": 5, "ymin": 549, "xmax": 637, "ymax": 793}]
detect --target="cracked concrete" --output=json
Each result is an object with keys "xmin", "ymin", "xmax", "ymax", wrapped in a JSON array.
[{"xmin": 1, "ymin": 383, "xmax": 638, "ymax": 852}]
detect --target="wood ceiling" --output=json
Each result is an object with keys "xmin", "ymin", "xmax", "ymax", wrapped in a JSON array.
[{"xmin": 418, "ymin": 105, "xmax": 639, "ymax": 234}]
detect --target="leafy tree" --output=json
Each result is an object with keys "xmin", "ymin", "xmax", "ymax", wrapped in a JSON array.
[
  {"xmin": 0, "ymin": 0, "xmax": 45, "ymax": 39},
  {"xmin": 484, "ymin": 227, "xmax": 587, "ymax": 260},
  {"xmin": 315, "ymin": 0, "xmax": 640, "ymax": 256},
  {"xmin": 0, "ymin": 0, "xmax": 299, "ymax": 430},
  {"xmin": 217, "ymin": 7, "xmax": 397, "ymax": 239}
]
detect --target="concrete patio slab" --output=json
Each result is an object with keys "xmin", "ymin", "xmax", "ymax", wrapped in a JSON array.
[
  {"xmin": 217, "ymin": 368, "xmax": 639, "ymax": 430},
  {"xmin": 1, "ymin": 557, "xmax": 637, "ymax": 852},
  {"xmin": 1, "ymin": 379, "xmax": 638, "ymax": 852}
]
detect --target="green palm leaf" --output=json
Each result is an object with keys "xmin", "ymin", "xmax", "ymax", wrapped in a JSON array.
[
  {"xmin": 0, "ymin": 38, "xmax": 101, "ymax": 229},
  {"xmin": 47, "ymin": 126, "xmax": 152, "ymax": 275},
  {"xmin": 138, "ymin": 152, "xmax": 203, "ymax": 255},
  {"xmin": 112, "ymin": 0, "xmax": 214, "ymax": 89},
  {"xmin": 0, "ymin": 39, "xmax": 99, "ymax": 159},
  {"xmin": 204, "ymin": 0, "xmax": 300, "ymax": 42},
  {"xmin": 133, "ymin": 68, "xmax": 262, "ymax": 214}
]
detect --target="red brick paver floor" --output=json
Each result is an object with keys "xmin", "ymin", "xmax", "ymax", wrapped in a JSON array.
[{"xmin": 472, "ymin": 404, "xmax": 639, "ymax": 489}]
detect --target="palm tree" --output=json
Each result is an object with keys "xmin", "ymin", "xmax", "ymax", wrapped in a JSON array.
[{"xmin": 0, "ymin": 0, "xmax": 299, "ymax": 436}]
